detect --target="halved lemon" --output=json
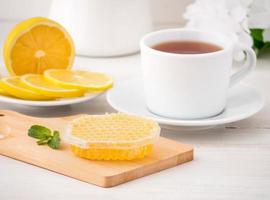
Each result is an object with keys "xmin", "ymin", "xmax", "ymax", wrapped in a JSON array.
[
  {"xmin": 0, "ymin": 77, "xmax": 53, "ymax": 100},
  {"xmin": 44, "ymin": 69, "xmax": 113, "ymax": 91},
  {"xmin": 21, "ymin": 74, "xmax": 84, "ymax": 98},
  {"xmin": 4, "ymin": 17, "xmax": 75, "ymax": 75}
]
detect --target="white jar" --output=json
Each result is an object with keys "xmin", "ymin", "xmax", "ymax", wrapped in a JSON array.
[
  {"xmin": 0, "ymin": 0, "xmax": 52, "ymax": 20},
  {"xmin": 49, "ymin": 0, "xmax": 152, "ymax": 57}
]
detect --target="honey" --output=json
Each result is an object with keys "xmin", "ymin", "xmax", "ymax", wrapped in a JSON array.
[{"xmin": 66, "ymin": 113, "xmax": 160, "ymax": 160}]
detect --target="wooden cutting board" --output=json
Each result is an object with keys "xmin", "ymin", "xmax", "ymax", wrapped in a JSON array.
[{"xmin": 0, "ymin": 110, "xmax": 193, "ymax": 188}]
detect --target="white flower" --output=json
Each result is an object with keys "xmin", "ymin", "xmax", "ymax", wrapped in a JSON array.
[
  {"xmin": 263, "ymin": 29, "xmax": 270, "ymax": 42},
  {"xmin": 183, "ymin": 0, "xmax": 253, "ymax": 48},
  {"xmin": 249, "ymin": 0, "xmax": 270, "ymax": 29}
]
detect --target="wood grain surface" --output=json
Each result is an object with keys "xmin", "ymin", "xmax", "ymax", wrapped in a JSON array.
[{"xmin": 0, "ymin": 110, "xmax": 193, "ymax": 188}]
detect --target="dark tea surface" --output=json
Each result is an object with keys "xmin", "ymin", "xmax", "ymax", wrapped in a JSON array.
[{"xmin": 152, "ymin": 40, "xmax": 222, "ymax": 54}]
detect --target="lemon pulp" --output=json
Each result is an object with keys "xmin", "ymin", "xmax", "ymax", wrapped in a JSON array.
[
  {"xmin": 44, "ymin": 69, "xmax": 113, "ymax": 91},
  {"xmin": 4, "ymin": 17, "xmax": 75, "ymax": 75},
  {"xmin": 0, "ymin": 76, "xmax": 53, "ymax": 100},
  {"xmin": 21, "ymin": 74, "xmax": 84, "ymax": 98}
]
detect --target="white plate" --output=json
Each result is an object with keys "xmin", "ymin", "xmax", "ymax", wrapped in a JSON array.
[
  {"xmin": 0, "ymin": 92, "xmax": 103, "ymax": 107},
  {"xmin": 107, "ymin": 78, "xmax": 264, "ymax": 128}
]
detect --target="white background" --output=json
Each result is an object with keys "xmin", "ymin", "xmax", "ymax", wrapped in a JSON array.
[
  {"xmin": 0, "ymin": 1, "xmax": 270, "ymax": 200},
  {"xmin": 0, "ymin": 0, "xmax": 192, "ymax": 25}
]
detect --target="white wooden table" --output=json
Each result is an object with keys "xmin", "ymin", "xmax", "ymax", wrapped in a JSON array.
[{"xmin": 0, "ymin": 21, "xmax": 270, "ymax": 200}]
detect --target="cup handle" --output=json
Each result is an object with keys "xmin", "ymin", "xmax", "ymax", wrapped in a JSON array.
[{"xmin": 229, "ymin": 43, "xmax": 256, "ymax": 87}]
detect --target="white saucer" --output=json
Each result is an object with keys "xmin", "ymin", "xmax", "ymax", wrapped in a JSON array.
[
  {"xmin": 107, "ymin": 78, "xmax": 264, "ymax": 129},
  {"xmin": 0, "ymin": 92, "xmax": 103, "ymax": 107}
]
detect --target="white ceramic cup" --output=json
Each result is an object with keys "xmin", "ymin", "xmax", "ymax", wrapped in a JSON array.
[{"xmin": 140, "ymin": 29, "xmax": 256, "ymax": 119}]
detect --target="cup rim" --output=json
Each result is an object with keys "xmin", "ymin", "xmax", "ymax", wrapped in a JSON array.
[{"xmin": 140, "ymin": 28, "xmax": 234, "ymax": 57}]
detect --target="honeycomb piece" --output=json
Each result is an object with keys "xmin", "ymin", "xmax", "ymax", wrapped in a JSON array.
[{"xmin": 67, "ymin": 113, "xmax": 160, "ymax": 160}]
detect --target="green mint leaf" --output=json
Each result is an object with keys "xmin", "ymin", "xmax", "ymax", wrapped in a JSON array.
[
  {"xmin": 250, "ymin": 29, "xmax": 263, "ymax": 41},
  {"xmin": 28, "ymin": 125, "xmax": 52, "ymax": 139},
  {"xmin": 48, "ymin": 131, "xmax": 61, "ymax": 149},
  {"xmin": 28, "ymin": 125, "xmax": 61, "ymax": 150},
  {"xmin": 260, "ymin": 42, "xmax": 270, "ymax": 51},
  {"xmin": 250, "ymin": 28, "xmax": 270, "ymax": 55},
  {"xmin": 37, "ymin": 137, "xmax": 52, "ymax": 145}
]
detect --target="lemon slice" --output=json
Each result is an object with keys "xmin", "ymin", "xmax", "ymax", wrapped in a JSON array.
[
  {"xmin": 4, "ymin": 17, "xmax": 75, "ymax": 75},
  {"xmin": 0, "ymin": 88, "xmax": 10, "ymax": 96},
  {"xmin": 21, "ymin": 74, "xmax": 84, "ymax": 98},
  {"xmin": 0, "ymin": 88, "xmax": 6, "ymax": 95},
  {"xmin": 0, "ymin": 84, "xmax": 11, "ymax": 96},
  {"xmin": 0, "ymin": 76, "xmax": 53, "ymax": 100},
  {"xmin": 44, "ymin": 69, "xmax": 113, "ymax": 91},
  {"xmin": 67, "ymin": 113, "xmax": 160, "ymax": 160}
]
